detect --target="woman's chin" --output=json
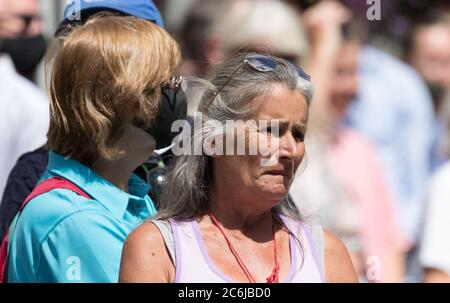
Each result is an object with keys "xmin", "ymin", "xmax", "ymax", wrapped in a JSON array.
[
  {"xmin": 260, "ymin": 185, "xmax": 289, "ymax": 201},
  {"xmin": 257, "ymin": 176, "xmax": 290, "ymax": 198}
]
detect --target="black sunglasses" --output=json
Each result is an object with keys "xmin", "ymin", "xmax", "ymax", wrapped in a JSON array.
[{"xmin": 206, "ymin": 53, "xmax": 311, "ymax": 108}]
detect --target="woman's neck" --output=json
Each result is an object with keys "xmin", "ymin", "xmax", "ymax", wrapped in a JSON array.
[
  {"xmin": 91, "ymin": 124, "xmax": 156, "ymax": 193},
  {"xmin": 91, "ymin": 159, "xmax": 135, "ymax": 193},
  {"xmin": 208, "ymin": 186, "xmax": 274, "ymax": 233}
]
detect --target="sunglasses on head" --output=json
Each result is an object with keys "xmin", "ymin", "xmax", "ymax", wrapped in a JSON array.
[{"xmin": 206, "ymin": 53, "xmax": 311, "ymax": 108}]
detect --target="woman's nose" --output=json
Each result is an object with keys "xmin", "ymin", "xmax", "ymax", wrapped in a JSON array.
[{"xmin": 278, "ymin": 133, "xmax": 301, "ymax": 160}]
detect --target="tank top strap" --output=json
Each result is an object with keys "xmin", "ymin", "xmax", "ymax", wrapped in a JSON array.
[
  {"xmin": 169, "ymin": 216, "xmax": 324, "ymax": 283},
  {"xmin": 279, "ymin": 215, "xmax": 325, "ymax": 282},
  {"xmin": 168, "ymin": 218, "xmax": 231, "ymax": 283}
]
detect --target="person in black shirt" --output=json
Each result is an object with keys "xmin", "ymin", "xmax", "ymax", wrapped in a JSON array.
[{"xmin": 0, "ymin": 147, "xmax": 47, "ymax": 239}]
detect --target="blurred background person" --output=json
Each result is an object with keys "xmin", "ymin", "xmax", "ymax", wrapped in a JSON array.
[
  {"xmin": 218, "ymin": 0, "xmax": 308, "ymax": 66},
  {"xmin": 419, "ymin": 91, "xmax": 450, "ymax": 283},
  {"xmin": 406, "ymin": 11, "xmax": 450, "ymax": 113},
  {"xmin": 176, "ymin": 0, "xmax": 233, "ymax": 76},
  {"xmin": 405, "ymin": 17, "xmax": 450, "ymax": 281},
  {"xmin": 0, "ymin": 0, "xmax": 46, "ymax": 82},
  {"xmin": 310, "ymin": 3, "xmax": 436, "ymax": 283},
  {"xmin": 0, "ymin": 0, "xmax": 48, "ymax": 204},
  {"xmin": 289, "ymin": 1, "xmax": 408, "ymax": 282},
  {"xmin": 405, "ymin": 11, "xmax": 450, "ymax": 171},
  {"xmin": 175, "ymin": 0, "xmax": 309, "ymax": 77},
  {"xmin": 328, "ymin": 3, "xmax": 435, "ymax": 255}
]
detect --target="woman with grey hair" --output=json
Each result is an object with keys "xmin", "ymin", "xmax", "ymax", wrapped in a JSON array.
[{"xmin": 119, "ymin": 52, "xmax": 357, "ymax": 283}]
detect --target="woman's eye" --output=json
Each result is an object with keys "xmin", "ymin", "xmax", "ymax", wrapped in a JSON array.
[
  {"xmin": 293, "ymin": 130, "xmax": 305, "ymax": 142},
  {"xmin": 259, "ymin": 126, "xmax": 282, "ymax": 138},
  {"xmin": 259, "ymin": 126, "xmax": 271, "ymax": 134}
]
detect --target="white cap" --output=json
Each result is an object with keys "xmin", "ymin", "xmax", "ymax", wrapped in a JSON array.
[{"xmin": 220, "ymin": 0, "xmax": 309, "ymax": 65}]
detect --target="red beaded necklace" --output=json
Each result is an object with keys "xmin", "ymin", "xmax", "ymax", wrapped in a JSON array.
[{"xmin": 209, "ymin": 214, "xmax": 280, "ymax": 283}]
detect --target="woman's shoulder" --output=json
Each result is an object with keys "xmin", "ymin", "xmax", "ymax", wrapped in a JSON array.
[
  {"xmin": 126, "ymin": 220, "xmax": 168, "ymax": 247},
  {"xmin": 120, "ymin": 220, "xmax": 174, "ymax": 282},
  {"xmin": 13, "ymin": 174, "xmax": 117, "ymax": 242},
  {"xmin": 123, "ymin": 222, "xmax": 162, "ymax": 259},
  {"xmin": 278, "ymin": 217, "xmax": 357, "ymax": 282},
  {"xmin": 20, "ymin": 183, "xmax": 99, "ymax": 221},
  {"xmin": 18, "ymin": 188, "xmax": 83, "ymax": 225},
  {"xmin": 322, "ymin": 228, "xmax": 359, "ymax": 283}
]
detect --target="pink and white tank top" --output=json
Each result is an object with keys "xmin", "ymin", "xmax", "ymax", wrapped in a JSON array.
[{"xmin": 168, "ymin": 216, "xmax": 325, "ymax": 283}]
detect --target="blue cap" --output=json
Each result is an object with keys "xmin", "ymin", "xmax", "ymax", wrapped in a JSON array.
[{"xmin": 63, "ymin": 0, "xmax": 164, "ymax": 27}]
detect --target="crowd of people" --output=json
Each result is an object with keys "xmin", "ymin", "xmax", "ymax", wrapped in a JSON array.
[{"xmin": 0, "ymin": 0, "xmax": 449, "ymax": 283}]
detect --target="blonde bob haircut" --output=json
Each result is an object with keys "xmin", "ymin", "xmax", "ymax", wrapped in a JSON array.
[{"xmin": 46, "ymin": 16, "xmax": 181, "ymax": 165}]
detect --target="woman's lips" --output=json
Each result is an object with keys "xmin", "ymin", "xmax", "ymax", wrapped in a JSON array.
[
  {"xmin": 264, "ymin": 168, "xmax": 292, "ymax": 177},
  {"xmin": 266, "ymin": 170, "xmax": 287, "ymax": 176}
]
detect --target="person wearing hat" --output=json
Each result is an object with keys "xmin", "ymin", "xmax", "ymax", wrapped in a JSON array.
[
  {"xmin": 0, "ymin": 0, "xmax": 185, "ymax": 241},
  {"xmin": 2, "ymin": 1, "xmax": 183, "ymax": 283}
]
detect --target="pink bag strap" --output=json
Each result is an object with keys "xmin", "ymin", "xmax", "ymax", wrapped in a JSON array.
[
  {"xmin": 0, "ymin": 177, "xmax": 92, "ymax": 283},
  {"xmin": 20, "ymin": 177, "xmax": 92, "ymax": 209}
]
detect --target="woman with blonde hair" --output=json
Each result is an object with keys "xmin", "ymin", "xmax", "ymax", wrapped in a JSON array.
[{"xmin": 3, "ymin": 15, "xmax": 181, "ymax": 282}]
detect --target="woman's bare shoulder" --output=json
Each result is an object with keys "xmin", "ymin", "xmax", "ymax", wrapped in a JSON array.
[
  {"xmin": 323, "ymin": 229, "xmax": 359, "ymax": 283},
  {"xmin": 119, "ymin": 221, "xmax": 174, "ymax": 283}
]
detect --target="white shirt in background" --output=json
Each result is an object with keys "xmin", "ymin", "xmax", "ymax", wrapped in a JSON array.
[
  {"xmin": 420, "ymin": 161, "xmax": 450, "ymax": 276},
  {"xmin": 0, "ymin": 55, "xmax": 49, "ymax": 203}
]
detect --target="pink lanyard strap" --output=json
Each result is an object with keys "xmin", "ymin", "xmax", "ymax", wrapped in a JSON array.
[
  {"xmin": 0, "ymin": 177, "xmax": 92, "ymax": 283},
  {"xmin": 209, "ymin": 214, "xmax": 280, "ymax": 283}
]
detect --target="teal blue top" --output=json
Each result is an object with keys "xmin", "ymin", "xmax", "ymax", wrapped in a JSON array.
[{"xmin": 7, "ymin": 151, "xmax": 157, "ymax": 282}]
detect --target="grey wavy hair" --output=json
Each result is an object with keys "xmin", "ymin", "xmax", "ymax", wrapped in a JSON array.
[{"xmin": 157, "ymin": 52, "xmax": 314, "ymax": 221}]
